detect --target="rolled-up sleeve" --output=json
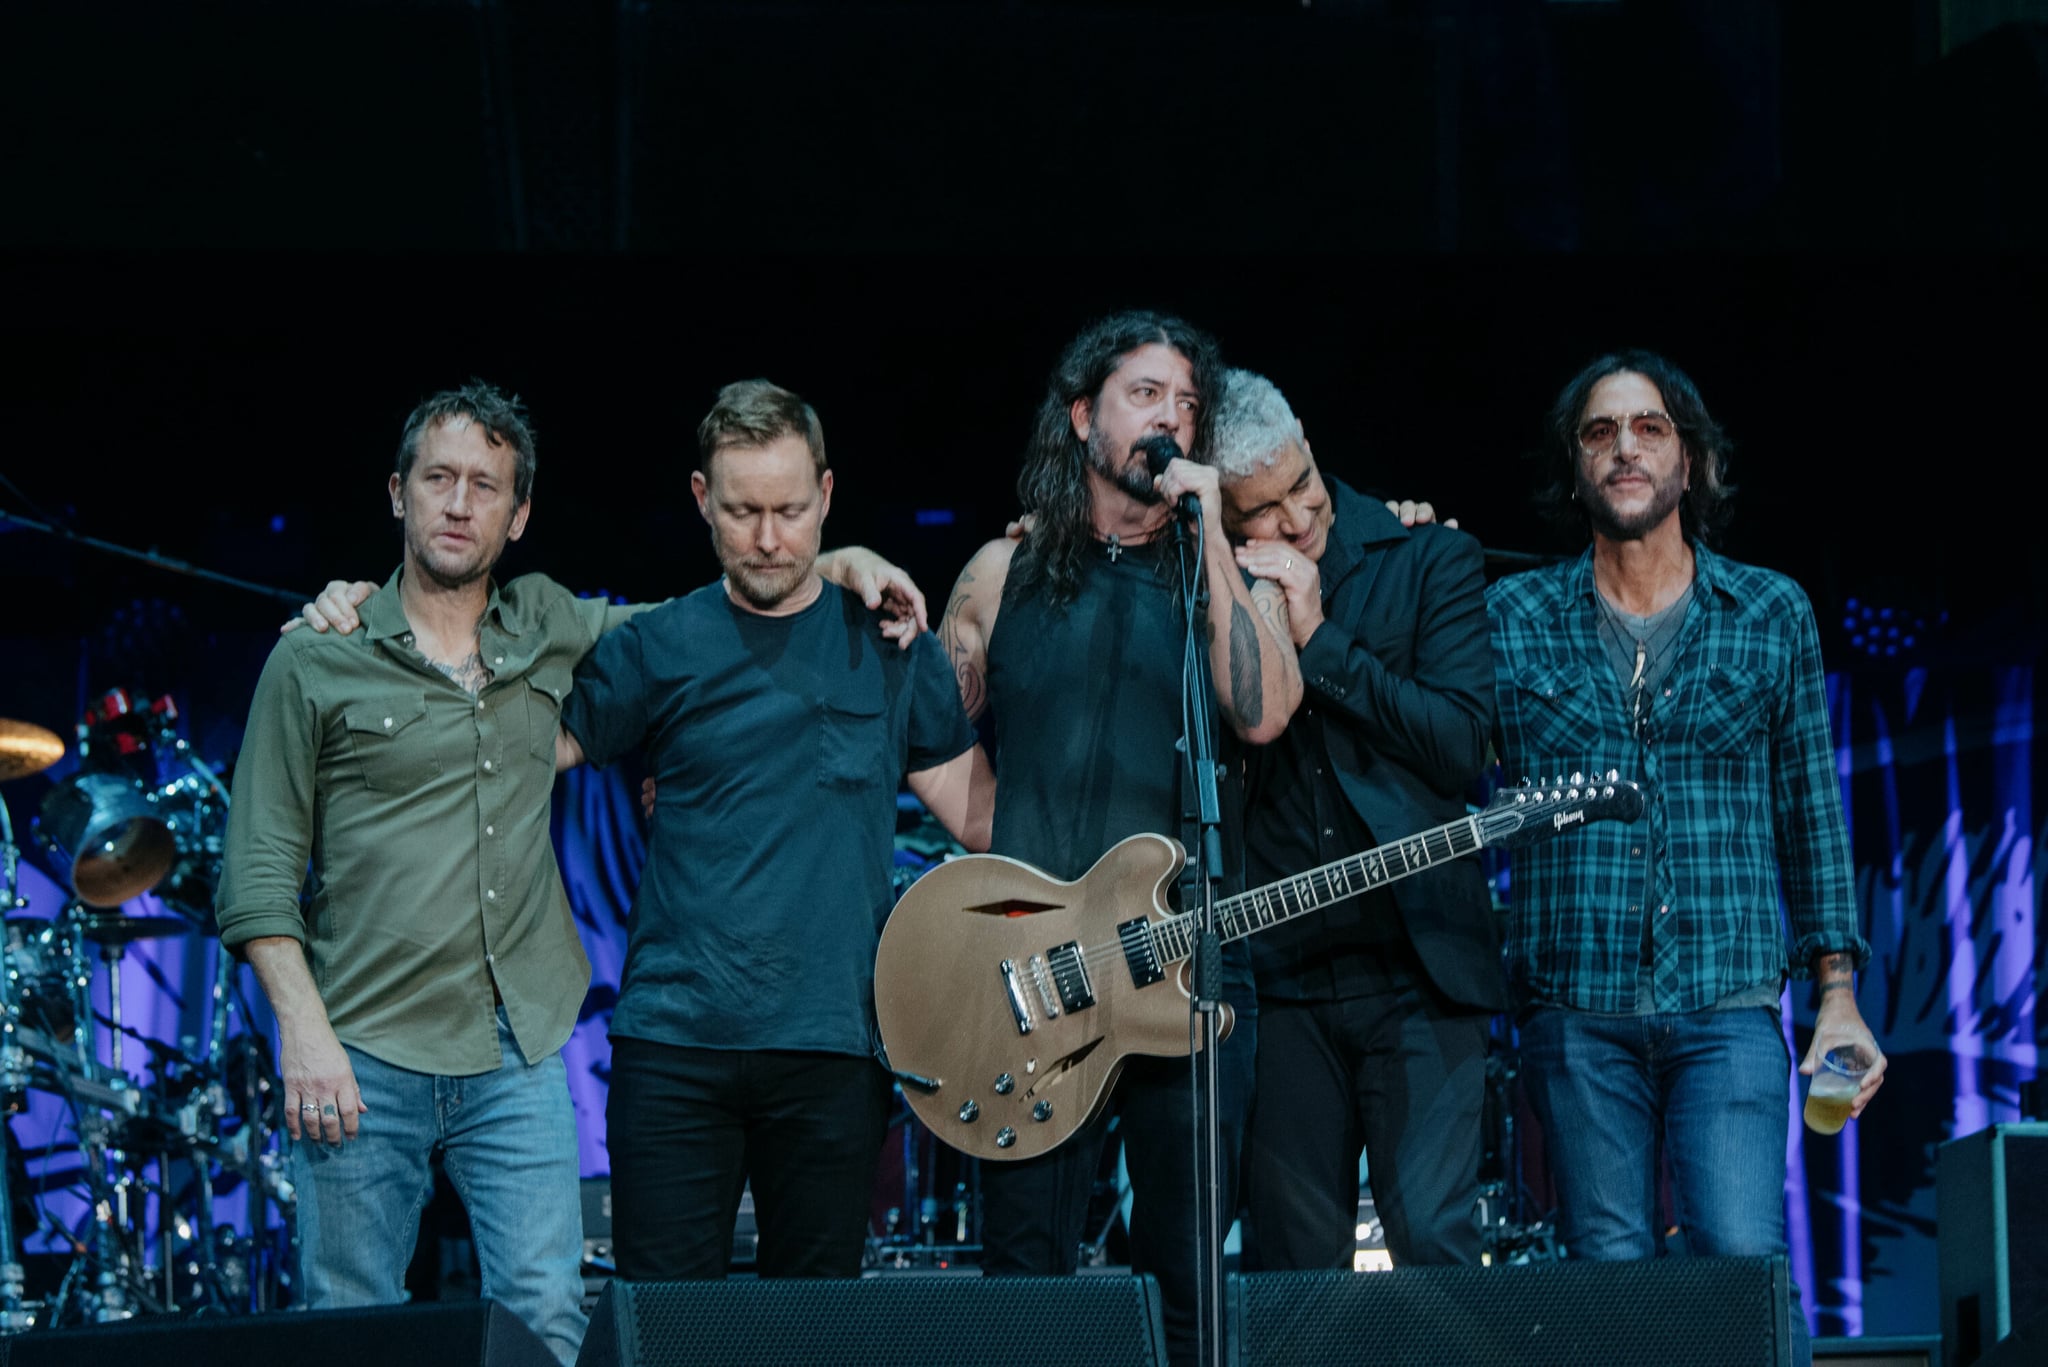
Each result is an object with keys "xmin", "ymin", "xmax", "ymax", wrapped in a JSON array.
[{"xmin": 216, "ymin": 639, "xmax": 322, "ymax": 951}]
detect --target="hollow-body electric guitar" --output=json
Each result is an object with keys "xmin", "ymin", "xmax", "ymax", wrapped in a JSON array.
[{"xmin": 873, "ymin": 774, "xmax": 1645, "ymax": 1162}]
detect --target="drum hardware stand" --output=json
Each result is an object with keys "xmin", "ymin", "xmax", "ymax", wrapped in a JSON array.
[
  {"xmin": 1474, "ymin": 1043, "xmax": 1559, "ymax": 1266},
  {"xmin": 3, "ymin": 697, "xmax": 293, "ymax": 1329},
  {"xmin": 1, "ymin": 808, "xmax": 40, "ymax": 1332}
]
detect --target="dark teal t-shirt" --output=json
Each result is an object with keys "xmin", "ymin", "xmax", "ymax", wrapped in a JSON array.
[{"xmin": 561, "ymin": 581, "xmax": 976, "ymax": 1056}]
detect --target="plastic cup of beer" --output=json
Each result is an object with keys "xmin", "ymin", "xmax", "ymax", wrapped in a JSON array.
[{"xmin": 1803, "ymin": 1045, "xmax": 1871, "ymax": 1135}]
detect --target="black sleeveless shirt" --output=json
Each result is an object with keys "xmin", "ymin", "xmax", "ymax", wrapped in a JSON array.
[{"xmin": 986, "ymin": 536, "xmax": 1245, "ymax": 898}]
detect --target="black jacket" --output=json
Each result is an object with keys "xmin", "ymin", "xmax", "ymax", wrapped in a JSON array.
[{"xmin": 1251, "ymin": 477, "xmax": 1508, "ymax": 1014}]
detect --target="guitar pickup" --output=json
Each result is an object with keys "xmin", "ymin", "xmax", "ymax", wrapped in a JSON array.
[
  {"xmin": 1117, "ymin": 918, "xmax": 1165, "ymax": 988},
  {"xmin": 999, "ymin": 959, "xmax": 1035, "ymax": 1035},
  {"xmin": 1045, "ymin": 941, "xmax": 1095, "ymax": 1012},
  {"xmin": 1027, "ymin": 955, "xmax": 1061, "ymax": 1019}
]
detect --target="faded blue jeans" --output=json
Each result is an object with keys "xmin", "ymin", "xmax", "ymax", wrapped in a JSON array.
[
  {"xmin": 1519, "ymin": 1003, "xmax": 1810, "ymax": 1366},
  {"xmin": 291, "ymin": 1009, "xmax": 586, "ymax": 1365}
]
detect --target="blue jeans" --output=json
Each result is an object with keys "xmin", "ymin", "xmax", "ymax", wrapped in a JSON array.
[
  {"xmin": 1519, "ymin": 1004, "xmax": 1809, "ymax": 1365},
  {"xmin": 291, "ymin": 1009, "xmax": 587, "ymax": 1365}
]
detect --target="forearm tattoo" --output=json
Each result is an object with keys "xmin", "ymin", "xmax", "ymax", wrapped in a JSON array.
[
  {"xmin": 1228, "ymin": 598, "xmax": 1263, "ymax": 729},
  {"xmin": 1815, "ymin": 952, "xmax": 1855, "ymax": 1000}
]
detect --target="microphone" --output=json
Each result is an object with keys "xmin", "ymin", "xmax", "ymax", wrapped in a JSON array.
[
  {"xmin": 1137, "ymin": 434, "xmax": 1201, "ymax": 519},
  {"xmin": 1139, "ymin": 433, "xmax": 1181, "ymax": 479}
]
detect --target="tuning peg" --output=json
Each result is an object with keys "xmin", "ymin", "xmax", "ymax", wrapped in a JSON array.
[
  {"xmin": 1570, "ymin": 770, "xmax": 1584, "ymax": 786},
  {"xmin": 1606, "ymin": 768, "xmax": 1619, "ymax": 782}
]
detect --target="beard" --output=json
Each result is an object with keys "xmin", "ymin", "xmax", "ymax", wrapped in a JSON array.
[
  {"xmin": 1086, "ymin": 427, "xmax": 1165, "ymax": 506},
  {"xmin": 406, "ymin": 523, "xmax": 503, "ymax": 590},
  {"xmin": 714, "ymin": 530, "xmax": 816, "ymax": 611},
  {"xmin": 1577, "ymin": 463, "xmax": 1685, "ymax": 542}
]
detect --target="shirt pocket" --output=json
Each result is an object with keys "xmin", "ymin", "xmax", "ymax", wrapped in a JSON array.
[
  {"xmin": 524, "ymin": 668, "xmax": 572, "ymax": 763},
  {"xmin": 342, "ymin": 695, "xmax": 441, "ymax": 793},
  {"xmin": 1689, "ymin": 662, "xmax": 1771, "ymax": 757},
  {"xmin": 1509, "ymin": 663, "xmax": 1604, "ymax": 765},
  {"xmin": 816, "ymin": 698, "xmax": 889, "ymax": 791}
]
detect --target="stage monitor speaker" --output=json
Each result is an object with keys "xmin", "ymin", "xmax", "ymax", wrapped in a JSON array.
[
  {"xmin": 0, "ymin": 1300, "xmax": 554, "ymax": 1367},
  {"xmin": 577, "ymin": 1273, "xmax": 1166, "ymax": 1367},
  {"xmin": 1814, "ymin": 1336, "xmax": 1943, "ymax": 1366},
  {"xmin": 1939, "ymin": 1122, "xmax": 2048, "ymax": 1365},
  {"xmin": 1230, "ymin": 1256, "xmax": 1793, "ymax": 1367}
]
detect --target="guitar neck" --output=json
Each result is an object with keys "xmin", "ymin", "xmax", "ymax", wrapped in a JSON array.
[{"xmin": 1148, "ymin": 812, "xmax": 1485, "ymax": 966}]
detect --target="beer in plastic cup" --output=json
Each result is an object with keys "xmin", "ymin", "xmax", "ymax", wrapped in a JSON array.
[{"xmin": 1803, "ymin": 1045, "xmax": 1871, "ymax": 1135}]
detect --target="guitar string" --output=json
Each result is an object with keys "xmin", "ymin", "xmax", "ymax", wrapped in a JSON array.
[
  {"xmin": 1052, "ymin": 818, "xmax": 1494, "ymax": 976},
  {"xmin": 1044, "ymin": 793, "xmax": 1616, "ymax": 976}
]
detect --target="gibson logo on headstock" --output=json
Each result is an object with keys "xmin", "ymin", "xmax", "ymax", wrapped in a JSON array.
[{"xmin": 1552, "ymin": 810, "xmax": 1586, "ymax": 830}]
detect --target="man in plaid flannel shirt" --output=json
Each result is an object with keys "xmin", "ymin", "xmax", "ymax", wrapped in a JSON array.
[{"xmin": 1486, "ymin": 351, "xmax": 1885, "ymax": 1305}]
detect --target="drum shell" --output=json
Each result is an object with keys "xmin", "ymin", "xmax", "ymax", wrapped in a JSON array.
[{"xmin": 36, "ymin": 771, "xmax": 177, "ymax": 906}]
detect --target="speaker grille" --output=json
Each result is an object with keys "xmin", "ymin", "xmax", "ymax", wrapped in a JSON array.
[
  {"xmin": 593, "ymin": 1275, "xmax": 1163, "ymax": 1367},
  {"xmin": 1235, "ymin": 1257, "xmax": 1789, "ymax": 1367}
]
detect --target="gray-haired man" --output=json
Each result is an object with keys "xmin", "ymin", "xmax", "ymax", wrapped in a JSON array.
[{"xmin": 1212, "ymin": 369, "xmax": 1506, "ymax": 1270}]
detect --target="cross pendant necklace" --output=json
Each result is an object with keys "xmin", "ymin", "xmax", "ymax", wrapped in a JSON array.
[{"xmin": 1105, "ymin": 534, "xmax": 1122, "ymax": 563}]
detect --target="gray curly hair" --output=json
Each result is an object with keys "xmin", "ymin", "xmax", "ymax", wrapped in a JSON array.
[{"xmin": 1208, "ymin": 368, "xmax": 1304, "ymax": 480}]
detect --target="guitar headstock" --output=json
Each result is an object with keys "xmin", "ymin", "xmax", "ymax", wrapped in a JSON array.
[{"xmin": 1477, "ymin": 771, "xmax": 1647, "ymax": 850}]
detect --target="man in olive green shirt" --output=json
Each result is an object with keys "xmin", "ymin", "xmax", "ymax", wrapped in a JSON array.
[
  {"xmin": 222, "ymin": 383, "xmax": 929, "ymax": 1358},
  {"xmin": 217, "ymin": 383, "xmax": 619, "ymax": 1364}
]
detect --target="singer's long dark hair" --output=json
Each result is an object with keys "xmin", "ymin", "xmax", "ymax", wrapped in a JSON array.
[{"xmin": 1010, "ymin": 310, "xmax": 1223, "ymax": 607}]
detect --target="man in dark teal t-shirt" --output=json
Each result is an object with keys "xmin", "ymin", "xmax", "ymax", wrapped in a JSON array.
[{"xmin": 557, "ymin": 379, "xmax": 989, "ymax": 1281}]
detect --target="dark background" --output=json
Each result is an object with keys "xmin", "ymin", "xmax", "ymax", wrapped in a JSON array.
[{"xmin": 4, "ymin": 2, "xmax": 2043, "ymax": 690}]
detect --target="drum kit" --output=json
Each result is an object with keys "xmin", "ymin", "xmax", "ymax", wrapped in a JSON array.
[{"xmin": 1, "ymin": 692, "xmax": 290, "ymax": 1335}]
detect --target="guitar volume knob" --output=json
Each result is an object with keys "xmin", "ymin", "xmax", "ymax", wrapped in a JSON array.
[
  {"xmin": 993, "ymin": 1073, "xmax": 1014, "ymax": 1095},
  {"xmin": 958, "ymin": 1100, "xmax": 979, "ymax": 1124},
  {"xmin": 995, "ymin": 1127, "xmax": 1017, "ymax": 1149},
  {"xmin": 1033, "ymin": 1100, "xmax": 1053, "ymax": 1122}
]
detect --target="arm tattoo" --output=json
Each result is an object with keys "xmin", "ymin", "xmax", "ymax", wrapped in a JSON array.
[
  {"xmin": 1228, "ymin": 598, "xmax": 1263, "ymax": 729},
  {"xmin": 1252, "ymin": 580, "xmax": 1290, "ymax": 637},
  {"xmin": 432, "ymin": 653, "xmax": 494, "ymax": 696},
  {"xmin": 938, "ymin": 571, "xmax": 988, "ymax": 721},
  {"xmin": 1815, "ymin": 951, "xmax": 1855, "ymax": 998}
]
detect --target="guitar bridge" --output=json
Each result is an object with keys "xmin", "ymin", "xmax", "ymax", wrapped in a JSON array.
[
  {"xmin": 1116, "ymin": 918, "xmax": 1164, "ymax": 988},
  {"xmin": 1045, "ymin": 941, "xmax": 1095, "ymax": 1012}
]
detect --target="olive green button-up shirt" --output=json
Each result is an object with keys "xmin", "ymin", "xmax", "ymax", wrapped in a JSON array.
[{"xmin": 217, "ymin": 568, "xmax": 638, "ymax": 1076}]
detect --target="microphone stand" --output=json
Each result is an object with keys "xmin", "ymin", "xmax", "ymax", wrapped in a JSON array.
[
  {"xmin": 0, "ymin": 503, "xmax": 307, "ymax": 608},
  {"xmin": 1164, "ymin": 494, "xmax": 1229, "ymax": 1367}
]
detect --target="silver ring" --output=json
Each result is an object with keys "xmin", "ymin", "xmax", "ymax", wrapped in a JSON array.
[
  {"xmin": 1284, "ymin": 558, "xmax": 1293, "ymax": 570},
  {"xmin": 300, "ymin": 1102, "xmax": 320, "ymax": 1112}
]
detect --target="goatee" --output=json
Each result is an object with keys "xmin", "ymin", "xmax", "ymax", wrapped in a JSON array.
[
  {"xmin": 1578, "ymin": 469, "xmax": 1684, "ymax": 542},
  {"xmin": 1087, "ymin": 430, "xmax": 1164, "ymax": 506}
]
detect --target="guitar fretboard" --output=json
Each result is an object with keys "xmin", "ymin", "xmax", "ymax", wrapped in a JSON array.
[{"xmin": 1149, "ymin": 814, "xmax": 1484, "ymax": 965}]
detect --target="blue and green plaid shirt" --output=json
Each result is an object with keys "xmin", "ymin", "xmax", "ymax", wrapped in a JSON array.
[{"xmin": 1486, "ymin": 542, "xmax": 1870, "ymax": 1015}]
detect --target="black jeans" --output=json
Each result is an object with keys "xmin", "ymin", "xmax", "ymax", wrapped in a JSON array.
[
  {"xmin": 606, "ymin": 1038, "xmax": 890, "ymax": 1280},
  {"xmin": 978, "ymin": 981, "xmax": 1257, "ymax": 1367},
  {"xmin": 1242, "ymin": 985, "xmax": 1492, "ymax": 1270}
]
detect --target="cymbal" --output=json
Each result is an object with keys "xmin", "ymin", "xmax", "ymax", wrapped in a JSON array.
[
  {"xmin": 0, "ymin": 718, "xmax": 64, "ymax": 782},
  {"xmin": 75, "ymin": 913, "xmax": 194, "ymax": 945}
]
